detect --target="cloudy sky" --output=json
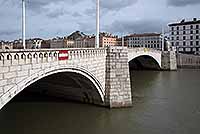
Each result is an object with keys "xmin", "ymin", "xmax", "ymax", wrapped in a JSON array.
[{"xmin": 0, "ymin": 0, "xmax": 199, "ymax": 40}]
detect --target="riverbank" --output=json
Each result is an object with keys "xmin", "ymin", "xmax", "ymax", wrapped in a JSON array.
[{"xmin": 177, "ymin": 53, "xmax": 200, "ymax": 69}]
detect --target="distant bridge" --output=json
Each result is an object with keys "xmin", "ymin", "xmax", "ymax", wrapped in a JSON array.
[{"xmin": 0, "ymin": 47, "xmax": 177, "ymax": 109}]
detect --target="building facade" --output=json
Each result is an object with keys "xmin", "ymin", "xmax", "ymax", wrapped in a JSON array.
[
  {"xmin": 50, "ymin": 37, "xmax": 64, "ymax": 48},
  {"xmin": 125, "ymin": 33, "xmax": 162, "ymax": 50},
  {"xmin": 0, "ymin": 41, "xmax": 13, "ymax": 49},
  {"xmin": 100, "ymin": 32, "xmax": 118, "ymax": 47},
  {"xmin": 168, "ymin": 18, "xmax": 200, "ymax": 55},
  {"xmin": 65, "ymin": 32, "xmax": 119, "ymax": 48},
  {"xmin": 11, "ymin": 38, "xmax": 43, "ymax": 49},
  {"xmin": 64, "ymin": 38, "xmax": 75, "ymax": 48}
]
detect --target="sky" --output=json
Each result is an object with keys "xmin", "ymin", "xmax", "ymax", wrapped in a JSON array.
[{"xmin": 0, "ymin": 0, "xmax": 200, "ymax": 40}]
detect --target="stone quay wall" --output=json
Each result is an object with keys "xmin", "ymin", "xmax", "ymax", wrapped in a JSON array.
[{"xmin": 177, "ymin": 53, "xmax": 200, "ymax": 69}]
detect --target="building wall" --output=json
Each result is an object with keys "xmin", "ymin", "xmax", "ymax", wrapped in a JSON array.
[
  {"xmin": 169, "ymin": 19, "xmax": 200, "ymax": 54},
  {"xmin": 100, "ymin": 36, "xmax": 118, "ymax": 47},
  {"xmin": 50, "ymin": 39, "xmax": 64, "ymax": 48},
  {"xmin": 64, "ymin": 39, "xmax": 75, "ymax": 48},
  {"xmin": 125, "ymin": 34, "xmax": 162, "ymax": 50}
]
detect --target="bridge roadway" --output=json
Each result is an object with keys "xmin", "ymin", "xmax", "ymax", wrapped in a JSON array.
[{"xmin": 0, "ymin": 47, "xmax": 177, "ymax": 109}]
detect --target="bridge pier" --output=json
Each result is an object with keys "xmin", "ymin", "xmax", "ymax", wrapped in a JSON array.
[
  {"xmin": 161, "ymin": 51, "xmax": 177, "ymax": 71},
  {"xmin": 105, "ymin": 47, "xmax": 132, "ymax": 108}
]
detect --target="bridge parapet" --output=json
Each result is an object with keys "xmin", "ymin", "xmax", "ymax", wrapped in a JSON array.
[
  {"xmin": 128, "ymin": 47, "xmax": 162, "ymax": 54},
  {"xmin": 0, "ymin": 48, "xmax": 106, "ymax": 67}
]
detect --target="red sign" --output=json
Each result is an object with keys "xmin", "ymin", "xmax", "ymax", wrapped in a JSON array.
[{"xmin": 58, "ymin": 50, "xmax": 69, "ymax": 60}]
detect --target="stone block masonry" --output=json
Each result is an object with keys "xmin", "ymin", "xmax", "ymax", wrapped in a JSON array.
[
  {"xmin": 161, "ymin": 51, "xmax": 177, "ymax": 70},
  {"xmin": 0, "ymin": 47, "xmax": 133, "ymax": 109},
  {"xmin": 0, "ymin": 48, "xmax": 108, "ymax": 109},
  {"xmin": 105, "ymin": 47, "xmax": 132, "ymax": 108},
  {"xmin": 0, "ymin": 47, "xmax": 177, "ymax": 110},
  {"xmin": 177, "ymin": 53, "xmax": 200, "ymax": 69}
]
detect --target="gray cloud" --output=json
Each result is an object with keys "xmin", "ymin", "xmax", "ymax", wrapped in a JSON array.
[
  {"xmin": 84, "ymin": 8, "xmax": 96, "ymax": 17},
  {"xmin": 85, "ymin": 0, "xmax": 138, "ymax": 17},
  {"xmin": 5, "ymin": 0, "xmax": 83, "ymax": 13},
  {"xmin": 105, "ymin": 19, "xmax": 167, "ymax": 34},
  {"xmin": 72, "ymin": 12, "xmax": 82, "ymax": 18},
  {"xmin": 167, "ymin": 0, "xmax": 200, "ymax": 7},
  {"xmin": 0, "ymin": 29, "xmax": 19, "ymax": 40},
  {"xmin": 77, "ymin": 22, "xmax": 95, "ymax": 34},
  {"xmin": 46, "ymin": 8, "xmax": 66, "ymax": 18},
  {"xmin": 100, "ymin": 0, "xmax": 138, "ymax": 11},
  {"xmin": 1, "ymin": 0, "xmax": 199, "ymax": 40}
]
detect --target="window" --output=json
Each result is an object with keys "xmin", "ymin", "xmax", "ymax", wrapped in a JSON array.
[
  {"xmin": 183, "ymin": 31, "xmax": 186, "ymax": 34},
  {"xmin": 191, "ymin": 30, "xmax": 193, "ymax": 34},
  {"xmin": 196, "ymin": 30, "xmax": 199, "ymax": 34},
  {"xmin": 190, "ymin": 41, "xmax": 193, "ymax": 46},
  {"xmin": 171, "ymin": 27, "xmax": 174, "ymax": 31},
  {"xmin": 176, "ymin": 42, "xmax": 179, "ymax": 46},
  {"xmin": 191, "ymin": 25, "xmax": 193, "ymax": 29},
  {"xmin": 196, "ymin": 41, "xmax": 199, "ymax": 46},
  {"xmin": 183, "ymin": 36, "xmax": 186, "ymax": 40},
  {"xmin": 171, "ymin": 37, "xmax": 174, "ymax": 40},
  {"xmin": 190, "ymin": 36, "xmax": 193, "ymax": 40},
  {"xmin": 183, "ymin": 26, "xmax": 186, "ymax": 30},
  {"xmin": 196, "ymin": 36, "xmax": 199, "ymax": 39},
  {"xmin": 176, "ymin": 36, "xmax": 179, "ymax": 40},
  {"xmin": 196, "ymin": 25, "xmax": 199, "ymax": 29},
  {"xmin": 183, "ymin": 41, "xmax": 186, "ymax": 46},
  {"xmin": 172, "ymin": 32, "xmax": 174, "ymax": 35},
  {"xmin": 177, "ymin": 26, "xmax": 179, "ymax": 30},
  {"xmin": 171, "ymin": 42, "xmax": 174, "ymax": 46},
  {"xmin": 177, "ymin": 31, "xmax": 179, "ymax": 35}
]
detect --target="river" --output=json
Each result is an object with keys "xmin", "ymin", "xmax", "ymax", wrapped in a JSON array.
[{"xmin": 0, "ymin": 69, "xmax": 200, "ymax": 134}]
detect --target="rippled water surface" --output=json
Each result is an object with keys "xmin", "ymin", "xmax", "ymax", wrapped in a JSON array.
[{"xmin": 0, "ymin": 69, "xmax": 200, "ymax": 134}]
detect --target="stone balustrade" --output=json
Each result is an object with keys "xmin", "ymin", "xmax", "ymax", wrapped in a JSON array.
[
  {"xmin": 0, "ymin": 48, "xmax": 106, "ymax": 67},
  {"xmin": 128, "ymin": 47, "xmax": 162, "ymax": 54}
]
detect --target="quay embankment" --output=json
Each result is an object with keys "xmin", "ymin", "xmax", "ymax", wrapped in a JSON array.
[{"xmin": 177, "ymin": 53, "xmax": 200, "ymax": 69}]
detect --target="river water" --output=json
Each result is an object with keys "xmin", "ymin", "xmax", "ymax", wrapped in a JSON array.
[{"xmin": 0, "ymin": 69, "xmax": 200, "ymax": 134}]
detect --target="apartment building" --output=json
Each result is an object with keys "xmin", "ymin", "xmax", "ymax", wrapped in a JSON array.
[
  {"xmin": 125, "ymin": 33, "xmax": 162, "ymax": 50},
  {"xmin": 168, "ymin": 18, "xmax": 200, "ymax": 54},
  {"xmin": 100, "ymin": 32, "xmax": 118, "ymax": 47}
]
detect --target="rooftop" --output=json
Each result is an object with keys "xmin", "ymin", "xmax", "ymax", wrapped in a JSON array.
[
  {"xmin": 168, "ymin": 18, "xmax": 200, "ymax": 26},
  {"xmin": 126, "ymin": 33, "xmax": 161, "ymax": 38}
]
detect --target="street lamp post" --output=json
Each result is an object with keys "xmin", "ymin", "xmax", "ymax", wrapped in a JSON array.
[
  {"xmin": 162, "ymin": 27, "xmax": 165, "ymax": 51},
  {"xmin": 96, "ymin": 0, "xmax": 100, "ymax": 48},
  {"xmin": 22, "ymin": 0, "xmax": 26, "ymax": 49}
]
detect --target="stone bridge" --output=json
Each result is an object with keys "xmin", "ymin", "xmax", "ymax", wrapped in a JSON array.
[{"xmin": 0, "ymin": 47, "xmax": 177, "ymax": 110}]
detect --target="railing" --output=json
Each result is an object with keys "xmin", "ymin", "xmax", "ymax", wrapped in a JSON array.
[
  {"xmin": 0, "ymin": 48, "xmax": 106, "ymax": 66},
  {"xmin": 128, "ymin": 47, "xmax": 162, "ymax": 53}
]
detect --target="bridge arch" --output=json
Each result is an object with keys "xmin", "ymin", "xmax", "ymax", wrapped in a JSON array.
[
  {"xmin": 129, "ymin": 55, "xmax": 161, "ymax": 70},
  {"xmin": 128, "ymin": 48, "xmax": 162, "ymax": 70},
  {"xmin": 0, "ymin": 66, "xmax": 105, "ymax": 110}
]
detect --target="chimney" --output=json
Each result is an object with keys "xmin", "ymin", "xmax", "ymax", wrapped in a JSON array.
[
  {"xmin": 181, "ymin": 19, "xmax": 185, "ymax": 23},
  {"xmin": 193, "ymin": 18, "xmax": 197, "ymax": 21}
]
